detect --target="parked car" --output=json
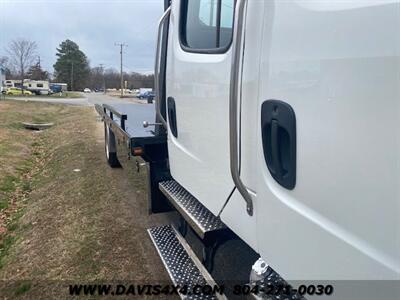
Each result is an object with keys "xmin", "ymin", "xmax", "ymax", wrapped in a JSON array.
[
  {"xmin": 137, "ymin": 88, "xmax": 152, "ymax": 99},
  {"xmin": 50, "ymin": 84, "xmax": 62, "ymax": 94},
  {"xmin": 138, "ymin": 90, "xmax": 153, "ymax": 100},
  {"xmin": 83, "ymin": 88, "xmax": 91, "ymax": 93},
  {"xmin": 145, "ymin": 91, "xmax": 156, "ymax": 103},
  {"xmin": 6, "ymin": 88, "xmax": 33, "ymax": 96}
]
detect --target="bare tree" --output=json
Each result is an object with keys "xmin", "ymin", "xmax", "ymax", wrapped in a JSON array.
[
  {"xmin": 0, "ymin": 56, "xmax": 8, "ymax": 69},
  {"xmin": 6, "ymin": 39, "xmax": 37, "ymax": 92}
]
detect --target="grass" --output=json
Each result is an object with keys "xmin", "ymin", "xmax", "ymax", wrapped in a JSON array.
[
  {"xmin": 48, "ymin": 91, "xmax": 83, "ymax": 98},
  {"xmin": 0, "ymin": 175, "xmax": 18, "ymax": 193},
  {"xmin": 0, "ymin": 101, "xmax": 72, "ymax": 271},
  {"xmin": 0, "ymin": 99, "xmax": 106, "ymax": 290},
  {"xmin": 14, "ymin": 282, "xmax": 31, "ymax": 296},
  {"xmin": 3, "ymin": 91, "xmax": 83, "ymax": 99},
  {"xmin": 0, "ymin": 201, "xmax": 8, "ymax": 210},
  {"xmin": 0, "ymin": 235, "xmax": 17, "ymax": 269},
  {"xmin": 0, "ymin": 175, "xmax": 19, "ymax": 210},
  {"xmin": 0, "ymin": 99, "xmax": 171, "ymax": 298}
]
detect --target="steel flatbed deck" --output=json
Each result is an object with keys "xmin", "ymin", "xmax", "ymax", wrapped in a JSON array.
[
  {"xmin": 95, "ymin": 102, "xmax": 166, "ymax": 151},
  {"xmin": 105, "ymin": 103, "xmax": 156, "ymax": 138}
]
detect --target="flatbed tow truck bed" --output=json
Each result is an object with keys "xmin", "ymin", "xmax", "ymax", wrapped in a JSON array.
[
  {"xmin": 102, "ymin": 103, "xmax": 156, "ymax": 138},
  {"xmin": 95, "ymin": 102, "xmax": 166, "ymax": 151}
]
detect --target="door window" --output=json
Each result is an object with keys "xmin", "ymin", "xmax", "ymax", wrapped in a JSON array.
[
  {"xmin": 199, "ymin": 0, "xmax": 218, "ymax": 26},
  {"xmin": 181, "ymin": 0, "xmax": 234, "ymax": 52}
]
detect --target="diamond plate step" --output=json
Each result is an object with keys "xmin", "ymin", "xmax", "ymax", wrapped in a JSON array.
[
  {"xmin": 148, "ymin": 225, "xmax": 226, "ymax": 300},
  {"xmin": 159, "ymin": 180, "xmax": 226, "ymax": 239}
]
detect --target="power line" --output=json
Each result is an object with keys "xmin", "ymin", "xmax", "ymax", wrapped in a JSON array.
[
  {"xmin": 70, "ymin": 61, "xmax": 74, "ymax": 92},
  {"xmin": 99, "ymin": 63, "xmax": 105, "ymax": 93},
  {"xmin": 114, "ymin": 43, "xmax": 127, "ymax": 98}
]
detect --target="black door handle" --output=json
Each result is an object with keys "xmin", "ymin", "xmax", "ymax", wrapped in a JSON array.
[
  {"xmin": 271, "ymin": 119, "xmax": 284, "ymax": 178},
  {"xmin": 261, "ymin": 100, "xmax": 296, "ymax": 190}
]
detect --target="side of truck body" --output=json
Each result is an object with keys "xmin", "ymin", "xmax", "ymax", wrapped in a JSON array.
[
  {"xmin": 164, "ymin": 0, "xmax": 399, "ymax": 280},
  {"xmin": 98, "ymin": 0, "xmax": 400, "ymax": 294}
]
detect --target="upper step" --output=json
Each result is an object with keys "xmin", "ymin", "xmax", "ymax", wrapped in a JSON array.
[{"xmin": 159, "ymin": 180, "xmax": 226, "ymax": 239}]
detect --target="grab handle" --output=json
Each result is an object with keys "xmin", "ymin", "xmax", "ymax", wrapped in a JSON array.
[{"xmin": 229, "ymin": 0, "xmax": 253, "ymax": 216}]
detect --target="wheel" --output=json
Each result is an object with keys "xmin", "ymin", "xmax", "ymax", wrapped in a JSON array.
[{"xmin": 104, "ymin": 123, "xmax": 120, "ymax": 168}]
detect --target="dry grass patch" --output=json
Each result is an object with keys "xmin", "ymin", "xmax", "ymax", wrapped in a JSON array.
[
  {"xmin": 0, "ymin": 100, "xmax": 172, "ymax": 299},
  {"xmin": 0, "ymin": 101, "xmax": 65, "ymax": 237}
]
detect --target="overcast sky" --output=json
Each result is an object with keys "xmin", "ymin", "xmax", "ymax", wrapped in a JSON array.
[{"xmin": 0, "ymin": 0, "xmax": 164, "ymax": 74}]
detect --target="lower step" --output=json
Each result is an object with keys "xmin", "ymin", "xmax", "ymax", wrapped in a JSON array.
[{"xmin": 148, "ymin": 225, "xmax": 226, "ymax": 300}]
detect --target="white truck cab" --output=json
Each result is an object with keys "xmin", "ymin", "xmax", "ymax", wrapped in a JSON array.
[{"xmin": 163, "ymin": 0, "xmax": 399, "ymax": 281}]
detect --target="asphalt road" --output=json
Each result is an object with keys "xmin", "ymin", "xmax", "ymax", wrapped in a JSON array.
[{"xmin": 5, "ymin": 92, "xmax": 145, "ymax": 106}]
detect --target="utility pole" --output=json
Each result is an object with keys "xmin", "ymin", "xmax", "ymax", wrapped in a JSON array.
[
  {"xmin": 115, "ymin": 43, "xmax": 127, "ymax": 98},
  {"xmin": 70, "ymin": 61, "xmax": 74, "ymax": 91},
  {"xmin": 99, "ymin": 63, "xmax": 106, "ymax": 94}
]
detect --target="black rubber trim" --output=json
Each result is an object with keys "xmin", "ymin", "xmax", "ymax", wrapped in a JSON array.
[{"xmin": 167, "ymin": 97, "xmax": 178, "ymax": 138}]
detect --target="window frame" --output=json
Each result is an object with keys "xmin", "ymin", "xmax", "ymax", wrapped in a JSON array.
[{"xmin": 179, "ymin": 0, "xmax": 235, "ymax": 54}]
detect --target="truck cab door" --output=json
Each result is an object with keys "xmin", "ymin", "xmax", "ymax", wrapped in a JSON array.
[
  {"xmin": 254, "ymin": 1, "xmax": 400, "ymax": 280},
  {"xmin": 165, "ymin": 0, "xmax": 236, "ymax": 215}
]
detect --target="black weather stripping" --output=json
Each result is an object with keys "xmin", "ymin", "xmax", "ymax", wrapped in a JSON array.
[{"xmin": 167, "ymin": 97, "xmax": 178, "ymax": 138}]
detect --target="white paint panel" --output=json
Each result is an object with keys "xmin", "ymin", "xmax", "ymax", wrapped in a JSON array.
[
  {"xmin": 254, "ymin": 0, "xmax": 400, "ymax": 279},
  {"xmin": 220, "ymin": 190, "xmax": 258, "ymax": 250}
]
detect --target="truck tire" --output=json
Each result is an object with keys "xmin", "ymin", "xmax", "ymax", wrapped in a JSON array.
[{"xmin": 104, "ymin": 123, "xmax": 120, "ymax": 168}]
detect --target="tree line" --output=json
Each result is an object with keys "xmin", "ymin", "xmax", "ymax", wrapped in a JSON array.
[{"xmin": 1, "ymin": 39, "xmax": 154, "ymax": 91}]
